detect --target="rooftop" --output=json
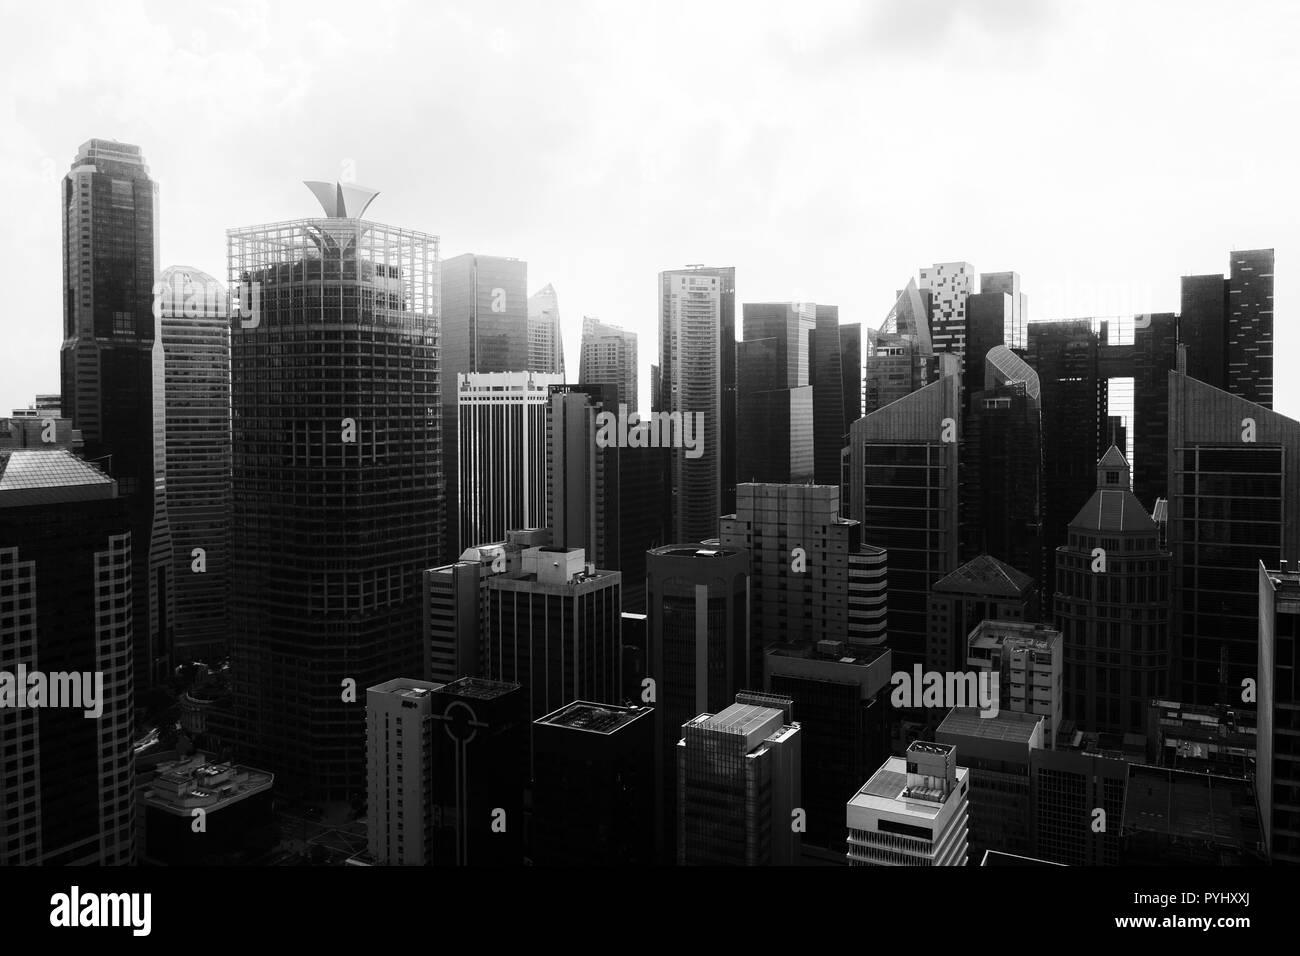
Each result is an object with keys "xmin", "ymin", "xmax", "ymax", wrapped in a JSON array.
[
  {"xmin": 0, "ymin": 449, "xmax": 116, "ymax": 507},
  {"xmin": 439, "ymin": 676, "xmax": 520, "ymax": 701},
  {"xmin": 1122, "ymin": 765, "xmax": 1262, "ymax": 850},
  {"xmin": 933, "ymin": 553, "xmax": 1034, "ymax": 598},
  {"xmin": 1070, "ymin": 488, "xmax": 1158, "ymax": 533},
  {"xmin": 766, "ymin": 641, "xmax": 890, "ymax": 668},
  {"xmin": 537, "ymin": 701, "xmax": 649, "ymax": 734},
  {"xmin": 938, "ymin": 707, "xmax": 1043, "ymax": 743}
]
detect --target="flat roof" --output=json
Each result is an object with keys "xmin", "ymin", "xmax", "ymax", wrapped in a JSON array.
[
  {"xmin": 537, "ymin": 701, "xmax": 648, "ymax": 734},
  {"xmin": 1122, "ymin": 765, "xmax": 1262, "ymax": 848},
  {"xmin": 938, "ymin": 707, "xmax": 1042, "ymax": 742},
  {"xmin": 766, "ymin": 641, "xmax": 890, "ymax": 668}
]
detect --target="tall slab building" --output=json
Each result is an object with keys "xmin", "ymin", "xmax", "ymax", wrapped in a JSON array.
[
  {"xmin": 227, "ymin": 182, "xmax": 442, "ymax": 800},
  {"xmin": 579, "ymin": 315, "xmax": 638, "ymax": 413},
  {"xmin": 60, "ymin": 138, "xmax": 174, "ymax": 691},
  {"xmin": 526, "ymin": 283, "xmax": 565, "ymax": 375},
  {"xmin": 657, "ymin": 266, "xmax": 736, "ymax": 542},
  {"xmin": 158, "ymin": 265, "xmax": 231, "ymax": 661}
]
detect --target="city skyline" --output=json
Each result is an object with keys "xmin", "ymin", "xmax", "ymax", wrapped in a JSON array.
[{"xmin": 3, "ymin": 1, "xmax": 1297, "ymax": 420}]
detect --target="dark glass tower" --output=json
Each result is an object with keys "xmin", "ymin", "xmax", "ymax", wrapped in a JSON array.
[
  {"xmin": 60, "ymin": 138, "xmax": 174, "ymax": 692},
  {"xmin": 227, "ymin": 183, "xmax": 442, "ymax": 801}
]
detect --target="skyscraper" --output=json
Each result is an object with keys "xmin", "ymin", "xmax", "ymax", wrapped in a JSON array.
[
  {"xmin": 810, "ymin": 305, "xmax": 847, "ymax": 487},
  {"xmin": 458, "ymin": 371, "xmax": 561, "ymax": 551},
  {"xmin": 719, "ymin": 483, "xmax": 887, "ymax": 657},
  {"xmin": 1258, "ymin": 562, "xmax": 1300, "ymax": 864},
  {"xmin": 526, "ymin": 283, "xmax": 565, "ymax": 375},
  {"xmin": 1053, "ymin": 447, "xmax": 1170, "ymax": 736},
  {"xmin": 60, "ymin": 138, "xmax": 174, "ymax": 691},
  {"xmin": 677, "ymin": 694, "xmax": 802, "ymax": 865},
  {"xmin": 0, "ymin": 450, "xmax": 135, "ymax": 864},
  {"xmin": 483, "ymin": 545, "xmax": 623, "ymax": 724},
  {"xmin": 838, "ymin": 322, "xmax": 862, "ymax": 430},
  {"xmin": 1167, "ymin": 371, "xmax": 1300, "ymax": 706},
  {"xmin": 546, "ymin": 384, "xmax": 617, "ymax": 567},
  {"xmin": 579, "ymin": 315, "xmax": 638, "ymax": 413},
  {"xmin": 926, "ymin": 553, "xmax": 1037, "ymax": 675},
  {"xmin": 919, "ymin": 261, "xmax": 975, "ymax": 366},
  {"xmin": 658, "ymin": 266, "xmax": 736, "ymax": 541},
  {"xmin": 967, "ymin": 620, "xmax": 1064, "ymax": 747},
  {"xmin": 227, "ymin": 182, "xmax": 442, "ymax": 800},
  {"xmin": 158, "ymin": 265, "xmax": 231, "ymax": 662},
  {"xmin": 365, "ymin": 678, "xmax": 442, "ymax": 866},
  {"xmin": 438, "ymin": 253, "xmax": 529, "ymax": 558},
  {"xmin": 847, "ymin": 373, "xmax": 961, "ymax": 670},
  {"xmin": 978, "ymin": 271, "xmax": 1027, "ymax": 350},
  {"xmin": 846, "ymin": 740, "xmax": 970, "ymax": 866},
  {"xmin": 738, "ymin": 302, "xmax": 816, "ymax": 484}
]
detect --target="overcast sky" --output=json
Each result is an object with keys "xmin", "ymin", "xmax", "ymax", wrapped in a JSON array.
[{"xmin": 2, "ymin": 0, "xmax": 1296, "ymax": 420}]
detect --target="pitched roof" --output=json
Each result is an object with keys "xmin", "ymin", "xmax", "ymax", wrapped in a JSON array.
[
  {"xmin": 1069, "ymin": 488, "xmax": 1157, "ymax": 533},
  {"xmin": 1098, "ymin": 445, "xmax": 1129, "ymax": 469},
  {"xmin": 0, "ymin": 449, "xmax": 116, "ymax": 507},
  {"xmin": 933, "ymin": 553, "xmax": 1035, "ymax": 597}
]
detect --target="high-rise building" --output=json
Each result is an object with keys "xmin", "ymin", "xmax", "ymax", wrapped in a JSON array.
[
  {"xmin": 1053, "ymin": 447, "xmax": 1170, "ymax": 736},
  {"xmin": 919, "ymin": 261, "xmax": 975, "ymax": 367},
  {"xmin": 838, "ymin": 322, "xmax": 862, "ymax": 430},
  {"xmin": 1030, "ymin": 745, "xmax": 1128, "ymax": 865},
  {"xmin": 1119, "ymin": 765, "xmax": 1265, "ymax": 865},
  {"xmin": 365, "ymin": 678, "xmax": 442, "ymax": 866},
  {"xmin": 579, "ymin": 315, "xmax": 638, "ymax": 413},
  {"xmin": 157, "ymin": 265, "xmax": 231, "ymax": 662},
  {"xmin": 0, "ymin": 449, "xmax": 135, "ymax": 865},
  {"xmin": 484, "ymin": 545, "xmax": 623, "ymax": 725},
  {"xmin": 846, "ymin": 740, "xmax": 970, "ymax": 866},
  {"xmin": 532, "ymin": 701, "xmax": 655, "ymax": 866},
  {"xmin": 738, "ymin": 302, "xmax": 816, "ymax": 484},
  {"xmin": 1258, "ymin": 562, "xmax": 1300, "ymax": 864},
  {"xmin": 438, "ymin": 253, "xmax": 529, "ymax": 559},
  {"xmin": 1180, "ymin": 249, "xmax": 1274, "ymax": 409},
  {"xmin": 1143, "ymin": 699, "xmax": 1255, "ymax": 778},
  {"xmin": 658, "ymin": 266, "xmax": 736, "ymax": 541},
  {"xmin": 677, "ymin": 694, "xmax": 802, "ymax": 865},
  {"xmin": 422, "ymin": 547, "xmax": 498, "ymax": 685},
  {"xmin": 646, "ymin": 544, "xmax": 750, "ymax": 859},
  {"xmin": 720, "ymin": 483, "xmax": 887, "ymax": 658},
  {"xmin": 961, "ymin": 346, "xmax": 1043, "ymax": 586},
  {"xmin": 546, "ymin": 384, "xmax": 617, "ymax": 567},
  {"xmin": 847, "ymin": 373, "xmax": 961, "ymax": 670},
  {"xmin": 978, "ymin": 271, "xmax": 1027, "ymax": 350},
  {"xmin": 937, "ymin": 707, "xmax": 1043, "ymax": 860},
  {"xmin": 60, "ymin": 138, "xmax": 173, "ymax": 691},
  {"xmin": 429, "ymin": 677, "xmax": 528, "ymax": 866},
  {"xmin": 526, "ymin": 283, "xmax": 565, "ymax": 375},
  {"xmin": 862, "ymin": 280, "xmax": 951, "ymax": 416},
  {"xmin": 616, "ymin": 446, "xmax": 670, "ymax": 613},
  {"xmin": 967, "ymin": 620, "xmax": 1064, "ymax": 748},
  {"xmin": 458, "ymin": 371, "xmax": 561, "ymax": 551},
  {"xmin": 811, "ymin": 305, "xmax": 847, "ymax": 487},
  {"xmin": 227, "ymin": 182, "xmax": 442, "ymax": 800},
  {"xmin": 1167, "ymin": 372, "xmax": 1300, "ymax": 706},
  {"xmin": 765, "ymin": 641, "xmax": 893, "ymax": 853},
  {"xmin": 927, "ymin": 554, "xmax": 1036, "ymax": 675}
]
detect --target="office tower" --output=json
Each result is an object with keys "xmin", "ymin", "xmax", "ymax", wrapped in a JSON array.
[
  {"xmin": 1130, "ymin": 311, "xmax": 1177, "ymax": 507},
  {"xmin": 138, "ymin": 752, "xmax": 274, "ymax": 866},
  {"xmin": 646, "ymin": 544, "xmax": 750, "ymax": 858},
  {"xmin": 438, "ymin": 253, "xmax": 528, "ymax": 558},
  {"xmin": 423, "ymin": 545, "xmax": 502, "ymax": 685},
  {"xmin": 838, "ymin": 322, "xmax": 862, "ymax": 428},
  {"xmin": 658, "ymin": 265, "xmax": 736, "ymax": 541},
  {"xmin": 919, "ymin": 261, "xmax": 975, "ymax": 365},
  {"xmin": 1180, "ymin": 249, "xmax": 1274, "ymax": 409},
  {"xmin": 765, "ymin": 642, "xmax": 892, "ymax": 852},
  {"xmin": 429, "ymin": 677, "xmax": 527, "ymax": 866},
  {"xmin": 227, "ymin": 182, "xmax": 441, "ymax": 800},
  {"xmin": 806, "ymin": 306, "xmax": 847, "ymax": 486},
  {"xmin": 962, "ymin": 346, "xmax": 1043, "ymax": 584},
  {"xmin": 1144, "ymin": 699, "xmax": 1255, "ymax": 777},
  {"xmin": 1027, "ymin": 320, "xmax": 1103, "ymax": 611},
  {"xmin": 458, "ymin": 371, "xmax": 561, "ymax": 550},
  {"xmin": 846, "ymin": 740, "xmax": 970, "ymax": 866},
  {"xmin": 484, "ymin": 545, "xmax": 623, "ymax": 724},
  {"xmin": 1029, "ymin": 746, "xmax": 1128, "ymax": 865},
  {"xmin": 1167, "ymin": 372, "xmax": 1300, "ymax": 705},
  {"xmin": 60, "ymin": 138, "xmax": 173, "ymax": 691},
  {"xmin": 967, "ymin": 620, "xmax": 1064, "ymax": 748},
  {"xmin": 979, "ymin": 271, "xmax": 1027, "ymax": 350},
  {"xmin": 616, "ymin": 446, "xmax": 670, "ymax": 613},
  {"xmin": 677, "ymin": 695, "xmax": 802, "ymax": 865},
  {"xmin": 526, "ymin": 283, "xmax": 565, "ymax": 375},
  {"xmin": 1053, "ymin": 447, "xmax": 1170, "ymax": 736},
  {"xmin": 962, "ymin": 293, "xmax": 1008, "ymax": 406},
  {"xmin": 579, "ymin": 315, "xmax": 638, "ymax": 413},
  {"xmin": 926, "ymin": 554, "xmax": 1036, "ymax": 674},
  {"xmin": 720, "ymin": 483, "xmax": 887, "ymax": 657},
  {"xmin": 1259, "ymin": 562, "xmax": 1300, "ymax": 863},
  {"xmin": 547, "ymin": 384, "xmax": 616, "ymax": 566},
  {"xmin": 532, "ymin": 701, "xmax": 655, "ymax": 865},
  {"xmin": 863, "ymin": 280, "xmax": 944, "ymax": 416},
  {"xmin": 0, "ymin": 449, "xmax": 134, "ymax": 865},
  {"xmin": 937, "ymin": 708, "xmax": 1044, "ymax": 859},
  {"xmin": 365, "ymin": 678, "xmax": 442, "ymax": 865},
  {"xmin": 1119, "ymin": 765, "xmax": 1265, "ymax": 865},
  {"xmin": 736, "ymin": 337, "xmax": 813, "ymax": 483},
  {"xmin": 157, "ymin": 265, "xmax": 231, "ymax": 662},
  {"xmin": 847, "ymin": 373, "xmax": 961, "ymax": 671}
]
